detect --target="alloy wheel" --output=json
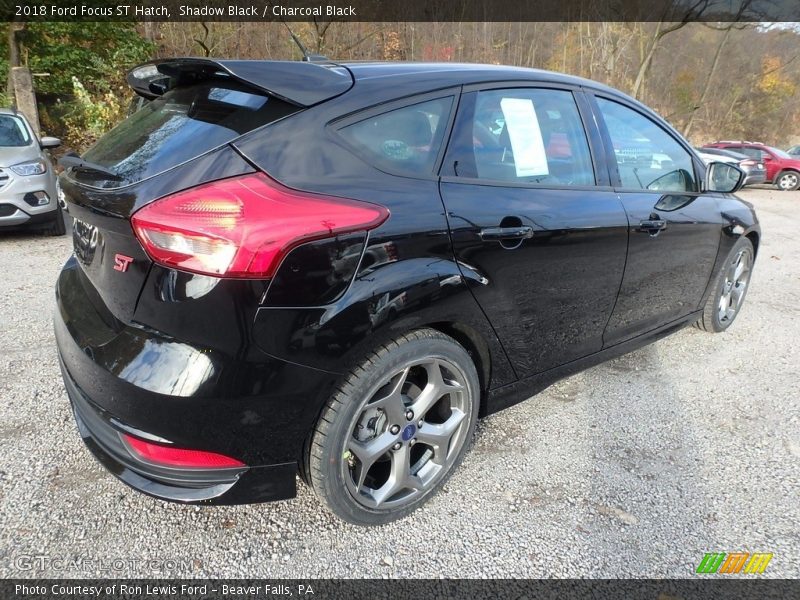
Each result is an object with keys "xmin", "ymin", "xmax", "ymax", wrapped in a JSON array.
[
  {"xmin": 718, "ymin": 247, "xmax": 752, "ymax": 324},
  {"xmin": 778, "ymin": 172, "xmax": 798, "ymax": 190},
  {"xmin": 341, "ymin": 358, "xmax": 471, "ymax": 510}
]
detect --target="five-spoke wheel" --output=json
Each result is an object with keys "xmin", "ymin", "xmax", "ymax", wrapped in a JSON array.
[
  {"xmin": 306, "ymin": 329, "xmax": 479, "ymax": 525},
  {"xmin": 717, "ymin": 246, "xmax": 752, "ymax": 325},
  {"xmin": 343, "ymin": 358, "xmax": 470, "ymax": 509},
  {"xmin": 696, "ymin": 236, "xmax": 754, "ymax": 333}
]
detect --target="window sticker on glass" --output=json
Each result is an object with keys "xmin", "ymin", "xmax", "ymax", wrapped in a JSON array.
[{"xmin": 499, "ymin": 97, "xmax": 549, "ymax": 177}]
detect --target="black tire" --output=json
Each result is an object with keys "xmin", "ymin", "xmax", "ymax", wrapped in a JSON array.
[
  {"xmin": 43, "ymin": 204, "xmax": 67, "ymax": 236},
  {"xmin": 305, "ymin": 328, "xmax": 480, "ymax": 526},
  {"xmin": 775, "ymin": 170, "xmax": 800, "ymax": 191},
  {"xmin": 695, "ymin": 237, "xmax": 754, "ymax": 333}
]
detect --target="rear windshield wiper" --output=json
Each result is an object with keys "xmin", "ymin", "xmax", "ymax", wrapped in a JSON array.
[{"xmin": 59, "ymin": 154, "xmax": 122, "ymax": 180}]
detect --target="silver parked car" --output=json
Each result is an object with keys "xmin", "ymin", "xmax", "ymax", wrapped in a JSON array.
[{"xmin": 0, "ymin": 109, "xmax": 64, "ymax": 235}]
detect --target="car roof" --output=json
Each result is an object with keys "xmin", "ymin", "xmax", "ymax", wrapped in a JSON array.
[
  {"xmin": 334, "ymin": 61, "xmax": 666, "ymax": 123},
  {"xmin": 131, "ymin": 58, "xmax": 661, "ymax": 128},
  {"xmin": 340, "ymin": 61, "xmax": 620, "ymax": 93},
  {"xmin": 698, "ymin": 147, "xmax": 749, "ymax": 160},
  {"xmin": 709, "ymin": 141, "xmax": 766, "ymax": 147},
  {"xmin": 337, "ymin": 61, "xmax": 662, "ymax": 121}
]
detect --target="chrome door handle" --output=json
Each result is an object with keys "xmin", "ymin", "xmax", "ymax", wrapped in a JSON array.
[
  {"xmin": 479, "ymin": 226, "xmax": 534, "ymax": 241},
  {"xmin": 639, "ymin": 219, "xmax": 667, "ymax": 233}
]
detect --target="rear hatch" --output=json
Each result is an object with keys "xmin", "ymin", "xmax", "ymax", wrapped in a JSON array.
[{"xmin": 61, "ymin": 58, "xmax": 353, "ymax": 323}]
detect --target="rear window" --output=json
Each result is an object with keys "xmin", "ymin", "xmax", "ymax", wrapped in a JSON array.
[
  {"xmin": 76, "ymin": 81, "xmax": 298, "ymax": 188},
  {"xmin": 0, "ymin": 115, "xmax": 32, "ymax": 147},
  {"xmin": 337, "ymin": 97, "xmax": 453, "ymax": 176}
]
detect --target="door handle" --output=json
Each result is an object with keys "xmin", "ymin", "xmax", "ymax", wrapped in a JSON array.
[
  {"xmin": 638, "ymin": 219, "xmax": 667, "ymax": 234},
  {"xmin": 479, "ymin": 226, "xmax": 534, "ymax": 242}
]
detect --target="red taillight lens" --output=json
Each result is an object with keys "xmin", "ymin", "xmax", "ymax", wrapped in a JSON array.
[
  {"xmin": 122, "ymin": 434, "xmax": 246, "ymax": 469},
  {"xmin": 740, "ymin": 160, "xmax": 756, "ymax": 166},
  {"xmin": 131, "ymin": 173, "xmax": 389, "ymax": 278}
]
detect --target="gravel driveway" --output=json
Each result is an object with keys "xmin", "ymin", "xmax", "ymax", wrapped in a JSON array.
[{"xmin": 0, "ymin": 187, "xmax": 798, "ymax": 579}]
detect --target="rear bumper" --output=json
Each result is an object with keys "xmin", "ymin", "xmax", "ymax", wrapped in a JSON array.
[
  {"xmin": 61, "ymin": 359, "xmax": 298, "ymax": 504},
  {"xmin": 55, "ymin": 256, "xmax": 339, "ymax": 505}
]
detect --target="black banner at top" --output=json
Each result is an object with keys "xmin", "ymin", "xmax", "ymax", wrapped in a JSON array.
[{"xmin": 2, "ymin": 0, "xmax": 800, "ymax": 22}]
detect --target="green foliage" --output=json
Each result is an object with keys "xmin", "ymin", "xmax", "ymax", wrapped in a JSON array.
[
  {"xmin": 20, "ymin": 22, "xmax": 154, "ymax": 98},
  {"xmin": 1, "ymin": 23, "xmax": 154, "ymax": 150},
  {"xmin": 54, "ymin": 77, "xmax": 129, "ymax": 150}
]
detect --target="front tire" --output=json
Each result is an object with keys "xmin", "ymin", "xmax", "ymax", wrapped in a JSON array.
[
  {"xmin": 43, "ymin": 204, "xmax": 67, "ymax": 236},
  {"xmin": 776, "ymin": 170, "xmax": 799, "ymax": 191},
  {"xmin": 306, "ymin": 328, "xmax": 480, "ymax": 526},
  {"xmin": 695, "ymin": 237, "xmax": 754, "ymax": 333}
]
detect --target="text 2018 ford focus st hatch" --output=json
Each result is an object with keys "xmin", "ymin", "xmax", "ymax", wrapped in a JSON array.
[{"xmin": 55, "ymin": 59, "xmax": 759, "ymax": 525}]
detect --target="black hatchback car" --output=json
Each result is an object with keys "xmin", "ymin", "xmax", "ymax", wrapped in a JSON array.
[{"xmin": 56, "ymin": 59, "xmax": 758, "ymax": 525}]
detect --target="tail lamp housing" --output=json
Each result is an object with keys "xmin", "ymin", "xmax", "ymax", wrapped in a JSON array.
[{"xmin": 131, "ymin": 173, "xmax": 389, "ymax": 279}]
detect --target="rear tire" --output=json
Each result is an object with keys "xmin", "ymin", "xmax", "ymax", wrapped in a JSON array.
[
  {"xmin": 775, "ymin": 171, "xmax": 799, "ymax": 191},
  {"xmin": 44, "ymin": 204, "xmax": 67, "ymax": 236},
  {"xmin": 306, "ymin": 328, "xmax": 480, "ymax": 526},
  {"xmin": 695, "ymin": 237, "xmax": 754, "ymax": 333}
]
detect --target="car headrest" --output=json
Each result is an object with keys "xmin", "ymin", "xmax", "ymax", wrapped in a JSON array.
[{"xmin": 383, "ymin": 110, "xmax": 433, "ymax": 147}]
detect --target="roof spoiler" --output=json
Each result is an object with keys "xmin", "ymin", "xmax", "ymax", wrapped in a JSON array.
[{"xmin": 126, "ymin": 58, "xmax": 353, "ymax": 107}]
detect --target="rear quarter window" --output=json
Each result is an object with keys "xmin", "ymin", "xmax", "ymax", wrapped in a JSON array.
[
  {"xmin": 75, "ymin": 82, "xmax": 298, "ymax": 188},
  {"xmin": 337, "ymin": 97, "xmax": 453, "ymax": 177}
]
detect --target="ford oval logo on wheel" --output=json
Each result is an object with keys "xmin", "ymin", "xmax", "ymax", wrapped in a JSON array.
[{"xmin": 401, "ymin": 424, "xmax": 417, "ymax": 442}]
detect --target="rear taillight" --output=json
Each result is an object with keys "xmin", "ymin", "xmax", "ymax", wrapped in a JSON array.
[
  {"xmin": 121, "ymin": 433, "xmax": 246, "ymax": 469},
  {"xmin": 131, "ymin": 173, "xmax": 389, "ymax": 278},
  {"xmin": 740, "ymin": 160, "xmax": 757, "ymax": 166}
]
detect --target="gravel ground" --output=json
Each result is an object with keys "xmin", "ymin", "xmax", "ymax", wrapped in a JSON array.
[{"xmin": 0, "ymin": 187, "xmax": 798, "ymax": 579}]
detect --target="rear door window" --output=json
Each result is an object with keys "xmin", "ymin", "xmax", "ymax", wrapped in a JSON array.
[
  {"xmin": 337, "ymin": 97, "xmax": 453, "ymax": 177},
  {"xmin": 75, "ymin": 82, "xmax": 298, "ymax": 188},
  {"xmin": 445, "ymin": 88, "xmax": 596, "ymax": 185}
]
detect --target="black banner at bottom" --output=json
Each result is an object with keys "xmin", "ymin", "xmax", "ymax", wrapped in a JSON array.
[{"xmin": 3, "ymin": 579, "xmax": 800, "ymax": 600}]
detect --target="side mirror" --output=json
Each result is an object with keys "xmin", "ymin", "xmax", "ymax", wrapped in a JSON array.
[
  {"xmin": 40, "ymin": 136, "xmax": 62, "ymax": 149},
  {"xmin": 706, "ymin": 161, "xmax": 744, "ymax": 193}
]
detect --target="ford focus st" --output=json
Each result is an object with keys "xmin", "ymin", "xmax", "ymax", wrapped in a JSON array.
[{"xmin": 55, "ymin": 59, "xmax": 759, "ymax": 525}]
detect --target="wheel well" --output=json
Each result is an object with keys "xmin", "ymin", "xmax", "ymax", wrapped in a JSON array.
[
  {"xmin": 427, "ymin": 321, "xmax": 491, "ymax": 398},
  {"xmin": 746, "ymin": 231, "xmax": 759, "ymax": 256}
]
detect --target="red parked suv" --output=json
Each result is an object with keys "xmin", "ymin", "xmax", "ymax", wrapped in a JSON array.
[{"xmin": 704, "ymin": 141, "xmax": 800, "ymax": 191}]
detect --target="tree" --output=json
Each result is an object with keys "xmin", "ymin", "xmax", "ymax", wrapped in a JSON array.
[
  {"xmin": 19, "ymin": 22, "xmax": 154, "ymax": 99},
  {"xmin": 631, "ymin": 0, "xmax": 710, "ymax": 100},
  {"xmin": 2, "ymin": 22, "xmax": 154, "ymax": 147},
  {"xmin": 682, "ymin": 24, "xmax": 736, "ymax": 137}
]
